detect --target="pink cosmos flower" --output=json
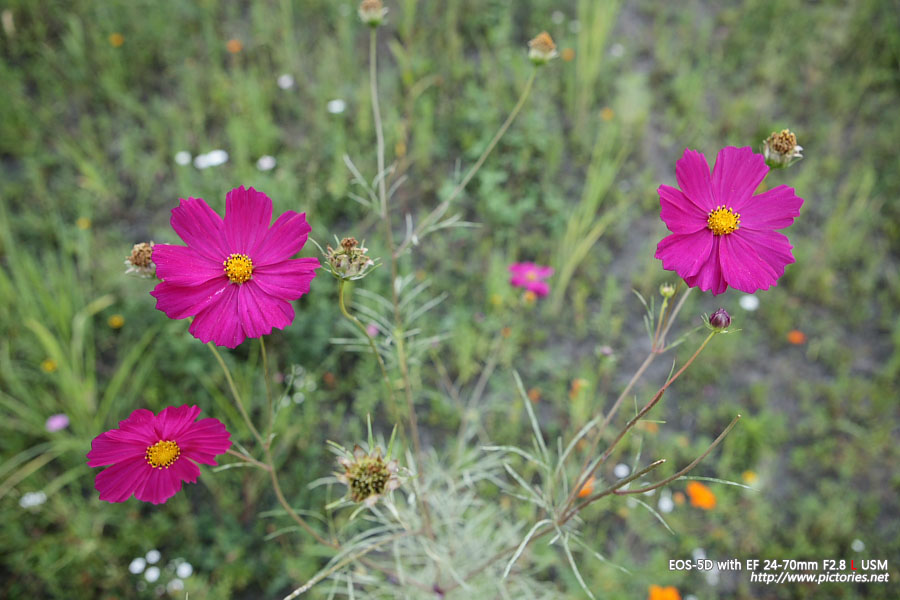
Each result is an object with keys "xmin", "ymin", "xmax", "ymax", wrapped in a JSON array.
[
  {"xmin": 655, "ymin": 147, "xmax": 803, "ymax": 295},
  {"xmin": 87, "ymin": 405, "xmax": 231, "ymax": 504},
  {"xmin": 509, "ymin": 262, "xmax": 553, "ymax": 297},
  {"xmin": 151, "ymin": 186, "xmax": 320, "ymax": 348}
]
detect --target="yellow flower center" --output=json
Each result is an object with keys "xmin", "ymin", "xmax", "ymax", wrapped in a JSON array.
[
  {"xmin": 707, "ymin": 206, "xmax": 740, "ymax": 235},
  {"xmin": 526, "ymin": 271, "xmax": 538, "ymax": 281},
  {"xmin": 224, "ymin": 253, "xmax": 253, "ymax": 283},
  {"xmin": 145, "ymin": 440, "xmax": 181, "ymax": 469}
]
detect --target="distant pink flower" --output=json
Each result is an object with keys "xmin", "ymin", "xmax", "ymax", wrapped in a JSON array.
[
  {"xmin": 509, "ymin": 262, "xmax": 553, "ymax": 297},
  {"xmin": 151, "ymin": 186, "xmax": 320, "ymax": 348},
  {"xmin": 87, "ymin": 405, "xmax": 231, "ymax": 504},
  {"xmin": 45, "ymin": 414, "xmax": 69, "ymax": 432},
  {"xmin": 366, "ymin": 323, "xmax": 379, "ymax": 337},
  {"xmin": 655, "ymin": 147, "xmax": 803, "ymax": 295}
]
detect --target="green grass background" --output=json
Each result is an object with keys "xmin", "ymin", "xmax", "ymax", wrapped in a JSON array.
[{"xmin": 1, "ymin": 0, "xmax": 898, "ymax": 598}]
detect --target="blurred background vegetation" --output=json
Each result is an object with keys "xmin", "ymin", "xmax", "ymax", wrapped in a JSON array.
[{"xmin": 1, "ymin": 0, "xmax": 899, "ymax": 598}]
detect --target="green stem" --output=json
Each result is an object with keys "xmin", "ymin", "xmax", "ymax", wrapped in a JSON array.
[
  {"xmin": 338, "ymin": 279, "xmax": 394, "ymax": 405},
  {"xmin": 260, "ymin": 336, "xmax": 274, "ymax": 446},
  {"xmin": 397, "ymin": 68, "xmax": 537, "ymax": 256},
  {"xmin": 207, "ymin": 343, "xmax": 264, "ymax": 448}
]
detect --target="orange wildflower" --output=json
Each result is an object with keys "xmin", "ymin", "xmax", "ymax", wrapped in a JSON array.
[
  {"xmin": 109, "ymin": 33, "xmax": 124, "ymax": 47},
  {"xmin": 686, "ymin": 481, "xmax": 716, "ymax": 510},
  {"xmin": 648, "ymin": 584, "xmax": 681, "ymax": 600},
  {"xmin": 672, "ymin": 491, "xmax": 685, "ymax": 505},
  {"xmin": 577, "ymin": 475, "xmax": 595, "ymax": 498},
  {"xmin": 787, "ymin": 329, "xmax": 806, "ymax": 345},
  {"xmin": 527, "ymin": 388, "xmax": 542, "ymax": 403},
  {"xmin": 569, "ymin": 378, "xmax": 589, "ymax": 399},
  {"xmin": 561, "ymin": 47, "xmax": 575, "ymax": 61},
  {"xmin": 600, "ymin": 107, "xmax": 615, "ymax": 121},
  {"xmin": 226, "ymin": 39, "xmax": 243, "ymax": 54}
]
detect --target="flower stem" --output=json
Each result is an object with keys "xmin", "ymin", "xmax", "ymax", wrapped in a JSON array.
[
  {"xmin": 207, "ymin": 343, "xmax": 264, "ymax": 448},
  {"xmin": 566, "ymin": 286, "xmax": 694, "ymax": 509},
  {"xmin": 396, "ymin": 68, "xmax": 537, "ymax": 256},
  {"xmin": 338, "ymin": 279, "xmax": 394, "ymax": 406},
  {"xmin": 260, "ymin": 336, "xmax": 274, "ymax": 447},
  {"xmin": 368, "ymin": 24, "xmax": 434, "ymax": 539}
]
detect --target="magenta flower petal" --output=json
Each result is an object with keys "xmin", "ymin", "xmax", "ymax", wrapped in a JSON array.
[
  {"xmin": 253, "ymin": 258, "xmax": 320, "ymax": 297},
  {"xmin": 241, "ymin": 282, "xmax": 295, "ymax": 335},
  {"xmin": 170, "ymin": 198, "xmax": 228, "ymax": 261},
  {"xmin": 719, "ymin": 234, "xmax": 779, "ymax": 293},
  {"xmin": 135, "ymin": 466, "xmax": 184, "ymax": 504},
  {"xmin": 95, "ymin": 457, "xmax": 152, "ymax": 503},
  {"xmin": 151, "ymin": 278, "xmax": 229, "ymax": 320},
  {"xmin": 88, "ymin": 405, "xmax": 231, "ymax": 504},
  {"xmin": 153, "ymin": 244, "xmax": 223, "ymax": 286},
  {"xmin": 681, "ymin": 237, "xmax": 727, "ymax": 295},
  {"xmin": 711, "ymin": 146, "xmax": 768, "ymax": 209},
  {"xmin": 655, "ymin": 230, "xmax": 714, "ymax": 279},
  {"xmin": 658, "ymin": 185, "xmax": 708, "ymax": 233},
  {"xmin": 675, "ymin": 149, "xmax": 716, "ymax": 211},
  {"xmin": 224, "ymin": 186, "xmax": 273, "ymax": 254},
  {"xmin": 158, "ymin": 405, "xmax": 203, "ymax": 439},
  {"xmin": 737, "ymin": 185, "xmax": 803, "ymax": 229},
  {"xmin": 738, "ymin": 229, "xmax": 795, "ymax": 278},
  {"xmin": 189, "ymin": 285, "xmax": 244, "ymax": 348},
  {"xmin": 252, "ymin": 211, "xmax": 312, "ymax": 266},
  {"xmin": 151, "ymin": 188, "xmax": 320, "ymax": 347}
]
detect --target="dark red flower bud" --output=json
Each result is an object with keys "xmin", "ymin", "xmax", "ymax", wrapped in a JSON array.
[{"xmin": 709, "ymin": 308, "xmax": 731, "ymax": 329}]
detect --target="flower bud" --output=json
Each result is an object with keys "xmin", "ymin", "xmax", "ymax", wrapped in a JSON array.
[
  {"xmin": 528, "ymin": 32, "xmax": 558, "ymax": 65},
  {"xmin": 763, "ymin": 129, "xmax": 803, "ymax": 168},
  {"xmin": 124, "ymin": 242, "xmax": 156, "ymax": 278},
  {"xmin": 659, "ymin": 283, "xmax": 676, "ymax": 298},
  {"xmin": 708, "ymin": 308, "xmax": 731, "ymax": 330},
  {"xmin": 326, "ymin": 237, "xmax": 376, "ymax": 280},
  {"xmin": 358, "ymin": 0, "xmax": 386, "ymax": 27}
]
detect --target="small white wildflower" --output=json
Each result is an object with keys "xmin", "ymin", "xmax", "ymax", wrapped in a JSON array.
[
  {"xmin": 643, "ymin": 488, "xmax": 656, "ymax": 496},
  {"xmin": 277, "ymin": 74, "xmax": 295, "ymax": 90},
  {"xmin": 145, "ymin": 549, "xmax": 161, "ymax": 564},
  {"xmin": 193, "ymin": 154, "xmax": 210, "ymax": 169},
  {"xmin": 705, "ymin": 565, "xmax": 720, "ymax": 586},
  {"xmin": 256, "ymin": 155, "xmax": 277, "ymax": 171},
  {"xmin": 851, "ymin": 539, "xmax": 865, "ymax": 552},
  {"xmin": 128, "ymin": 557, "xmax": 147, "ymax": 574},
  {"xmin": 205, "ymin": 149, "xmax": 228, "ymax": 167},
  {"xmin": 174, "ymin": 151, "xmax": 192, "ymax": 166},
  {"xmin": 691, "ymin": 547, "xmax": 706, "ymax": 561},
  {"xmin": 176, "ymin": 562, "xmax": 194, "ymax": 578},
  {"xmin": 327, "ymin": 99, "xmax": 346, "ymax": 114},
  {"xmin": 167, "ymin": 579, "xmax": 185, "ymax": 593},
  {"xmin": 739, "ymin": 294, "xmax": 760, "ymax": 311},
  {"xmin": 609, "ymin": 43, "xmax": 625, "ymax": 58},
  {"xmin": 144, "ymin": 566, "xmax": 160, "ymax": 583},
  {"xmin": 658, "ymin": 493, "xmax": 674, "ymax": 514},
  {"xmin": 19, "ymin": 491, "xmax": 47, "ymax": 508},
  {"xmin": 685, "ymin": 595, "xmax": 698, "ymax": 600},
  {"xmin": 551, "ymin": 10, "xmax": 565, "ymax": 25},
  {"xmin": 613, "ymin": 463, "xmax": 630, "ymax": 479}
]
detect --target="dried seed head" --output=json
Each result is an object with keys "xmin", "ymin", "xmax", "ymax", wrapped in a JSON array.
[
  {"xmin": 338, "ymin": 445, "xmax": 400, "ymax": 506},
  {"xmin": 326, "ymin": 236, "xmax": 376, "ymax": 280},
  {"xmin": 763, "ymin": 129, "xmax": 803, "ymax": 168},
  {"xmin": 125, "ymin": 242, "xmax": 156, "ymax": 278},
  {"xmin": 528, "ymin": 32, "xmax": 558, "ymax": 65}
]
